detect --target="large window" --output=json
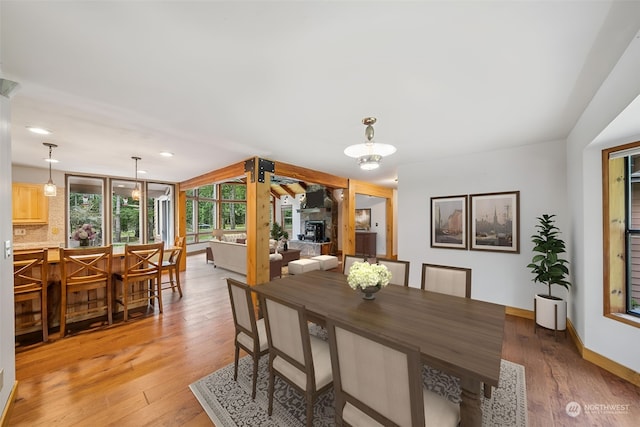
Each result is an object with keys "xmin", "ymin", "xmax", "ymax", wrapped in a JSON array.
[
  {"xmin": 604, "ymin": 144, "xmax": 640, "ymax": 325},
  {"xmin": 67, "ymin": 174, "xmax": 175, "ymax": 248}
]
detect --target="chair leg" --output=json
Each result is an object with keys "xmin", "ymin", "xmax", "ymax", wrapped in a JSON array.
[
  {"xmin": 41, "ymin": 289, "xmax": 48, "ymax": 343},
  {"xmin": 306, "ymin": 394, "xmax": 314, "ymax": 427},
  {"xmin": 174, "ymin": 268, "xmax": 183, "ymax": 298},
  {"xmin": 234, "ymin": 345, "xmax": 240, "ymax": 381},
  {"xmin": 156, "ymin": 278, "xmax": 163, "ymax": 313},
  {"xmin": 60, "ymin": 286, "xmax": 67, "ymax": 337},
  {"xmin": 251, "ymin": 353, "xmax": 259, "ymax": 400},
  {"xmin": 267, "ymin": 366, "xmax": 275, "ymax": 416}
]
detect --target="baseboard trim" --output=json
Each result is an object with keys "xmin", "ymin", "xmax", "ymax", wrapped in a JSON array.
[
  {"xmin": 1, "ymin": 381, "xmax": 18, "ymax": 427},
  {"xmin": 505, "ymin": 305, "xmax": 639, "ymax": 388}
]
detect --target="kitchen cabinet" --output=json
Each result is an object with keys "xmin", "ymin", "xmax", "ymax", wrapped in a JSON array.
[{"xmin": 12, "ymin": 183, "xmax": 48, "ymax": 224}]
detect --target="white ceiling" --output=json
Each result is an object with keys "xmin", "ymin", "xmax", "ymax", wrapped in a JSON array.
[{"xmin": 2, "ymin": 1, "xmax": 640, "ymax": 187}]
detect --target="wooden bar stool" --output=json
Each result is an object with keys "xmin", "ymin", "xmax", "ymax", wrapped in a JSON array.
[
  {"xmin": 59, "ymin": 245, "xmax": 113, "ymax": 337},
  {"xmin": 13, "ymin": 249, "xmax": 49, "ymax": 343}
]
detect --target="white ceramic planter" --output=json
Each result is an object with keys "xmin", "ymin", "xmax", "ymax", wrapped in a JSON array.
[{"xmin": 535, "ymin": 294, "xmax": 567, "ymax": 331}]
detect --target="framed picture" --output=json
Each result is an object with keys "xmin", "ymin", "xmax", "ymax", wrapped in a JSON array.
[
  {"xmin": 470, "ymin": 191, "xmax": 520, "ymax": 253},
  {"xmin": 430, "ymin": 195, "xmax": 467, "ymax": 249},
  {"xmin": 355, "ymin": 208, "xmax": 371, "ymax": 230}
]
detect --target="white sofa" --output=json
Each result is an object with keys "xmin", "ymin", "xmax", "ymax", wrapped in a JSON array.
[{"xmin": 209, "ymin": 240, "xmax": 247, "ymax": 274}]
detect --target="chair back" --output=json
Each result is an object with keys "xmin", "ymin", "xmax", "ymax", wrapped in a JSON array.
[
  {"xmin": 326, "ymin": 314, "xmax": 425, "ymax": 427},
  {"xmin": 261, "ymin": 295, "xmax": 313, "ymax": 381},
  {"xmin": 343, "ymin": 254, "xmax": 365, "ymax": 275},
  {"xmin": 227, "ymin": 278, "xmax": 257, "ymax": 337},
  {"xmin": 14, "ymin": 249, "xmax": 49, "ymax": 341},
  {"xmin": 421, "ymin": 263, "xmax": 471, "ymax": 298},
  {"xmin": 14, "ymin": 249, "xmax": 48, "ymax": 294},
  {"xmin": 377, "ymin": 258, "xmax": 410, "ymax": 286},
  {"xmin": 59, "ymin": 245, "xmax": 112, "ymax": 289},
  {"xmin": 122, "ymin": 242, "xmax": 164, "ymax": 282}
]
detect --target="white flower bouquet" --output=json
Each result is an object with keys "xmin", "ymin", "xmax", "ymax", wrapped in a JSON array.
[{"xmin": 346, "ymin": 261, "xmax": 392, "ymax": 290}]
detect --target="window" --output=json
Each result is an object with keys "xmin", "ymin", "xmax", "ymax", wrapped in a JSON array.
[
  {"xmin": 111, "ymin": 179, "xmax": 142, "ymax": 245},
  {"xmin": 67, "ymin": 175, "xmax": 175, "ymax": 248},
  {"xmin": 220, "ymin": 183, "xmax": 246, "ymax": 231},
  {"xmin": 67, "ymin": 176, "xmax": 105, "ymax": 247},
  {"xmin": 281, "ymin": 205, "xmax": 293, "ymax": 238},
  {"xmin": 603, "ymin": 143, "xmax": 640, "ymax": 325}
]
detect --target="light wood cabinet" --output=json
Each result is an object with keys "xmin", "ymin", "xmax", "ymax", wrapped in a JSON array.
[{"xmin": 12, "ymin": 183, "xmax": 49, "ymax": 224}]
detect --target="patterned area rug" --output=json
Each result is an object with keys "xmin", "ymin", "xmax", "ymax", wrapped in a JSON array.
[{"xmin": 190, "ymin": 329, "xmax": 527, "ymax": 426}]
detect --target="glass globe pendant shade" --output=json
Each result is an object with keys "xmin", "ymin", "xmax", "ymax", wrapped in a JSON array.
[{"xmin": 344, "ymin": 117, "xmax": 396, "ymax": 170}]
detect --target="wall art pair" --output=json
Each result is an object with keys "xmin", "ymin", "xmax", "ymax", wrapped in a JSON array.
[{"xmin": 430, "ymin": 191, "xmax": 520, "ymax": 253}]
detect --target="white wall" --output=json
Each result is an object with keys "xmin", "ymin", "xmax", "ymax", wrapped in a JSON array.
[
  {"xmin": 0, "ymin": 90, "xmax": 16, "ymax": 415},
  {"xmin": 566, "ymin": 28, "xmax": 640, "ymax": 373},
  {"xmin": 398, "ymin": 140, "xmax": 568, "ymax": 310}
]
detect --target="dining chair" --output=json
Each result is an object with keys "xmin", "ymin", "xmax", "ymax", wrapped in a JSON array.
[
  {"xmin": 326, "ymin": 313, "xmax": 460, "ymax": 427},
  {"xmin": 227, "ymin": 278, "xmax": 269, "ymax": 399},
  {"xmin": 160, "ymin": 236, "xmax": 185, "ymax": 297},
  {"xmin": 420, "ymin": 263, "xmax": 471, "ymax": 298},
  {"xmin": 113, "ymin": 242, "xmax": 164, "ymax": 321},
  {"xmin": 377, "ymin": 258, "xmax": 410, "ymax": 286},
  {"xmin": 13, "ymin": 249, "xmax": 49, "ymax": 342},
  {"xmin": 260, "ymin": 294, "xmax": 333, "ymax": 427},
  {"xmin": 343, "ymin": 254, "xmax": 365, "ymax": 275},
  {"xmin": 59, "ymin": 245, "xmax": 113, "ymax": 337}
]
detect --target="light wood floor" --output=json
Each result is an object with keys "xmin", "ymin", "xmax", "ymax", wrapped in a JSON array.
[{"xmin": 10, "ymin": 253, "xmax": 640, "ymax": 426}]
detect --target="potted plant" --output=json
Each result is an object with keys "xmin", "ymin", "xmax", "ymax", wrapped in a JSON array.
[
  {"xmin": 270, "ymin": 222, "xmax": 289, "ymax": 251},
  {"xmin": 527, "ymin": 214, "xmax": 571, "ymax": 334}
]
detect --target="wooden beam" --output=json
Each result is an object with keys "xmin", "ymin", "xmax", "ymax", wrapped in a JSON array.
[
  {"xmin": 179, "ymin": 159, "xmax": 249, "ymax": 190},
  {"xmin": 245, "ymin": 157, "xmax": 271, "ymax": 287},
  {"xmin": 274, "ymin": 160, "xmax": 349, "ymax": 189}
]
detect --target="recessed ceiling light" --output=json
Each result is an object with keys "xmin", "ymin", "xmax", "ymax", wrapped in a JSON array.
[
  {"xmin": 159, "ymin": 151, "xmax": 174, "ymax": 157},
  {"xmin": 44, "ymin": 158, "xmax": 59, "ymax": 163},
  {"xmin": 27, "ymin": 126, "xmax": 51, "ymax": 135},
  {"xmin": 138, "ymin": 170, "xmax": 147, "ymax": 174}
]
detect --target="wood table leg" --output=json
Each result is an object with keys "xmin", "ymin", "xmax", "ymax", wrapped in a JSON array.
[{"xmin": 460, "ymin": 377, "xmax": 483, "ymax": 427}]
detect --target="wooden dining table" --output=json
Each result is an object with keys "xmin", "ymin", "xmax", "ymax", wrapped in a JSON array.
[{"xmin": 252, "ymin": 269, "xmax": 506, "ymax": 427}]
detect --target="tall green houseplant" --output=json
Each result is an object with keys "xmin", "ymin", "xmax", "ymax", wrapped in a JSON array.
[{"xmin": 527, "ymin": 214, "xmax": 571, "ymax": 297}]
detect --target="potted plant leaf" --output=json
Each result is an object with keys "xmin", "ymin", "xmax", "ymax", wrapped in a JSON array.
[{"xmin": 527, "ymin": 214, "xmax": 571, "ymax": 334}]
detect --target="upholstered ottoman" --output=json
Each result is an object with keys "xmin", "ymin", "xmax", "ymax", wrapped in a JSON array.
[
  {"xmin": 288, "ymin": 258, "xmax": 321, "ymax": 275},
  {"xmin": 311, "ymin": 255, "xmax": 339, "ymax": 271}
]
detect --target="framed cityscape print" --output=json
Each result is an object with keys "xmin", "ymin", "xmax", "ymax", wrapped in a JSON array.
[
  {"xmin": 430, "ymin": 195, "xmax": 467, "ymax": 249},
  {"xmin": 355, "ymin": 208, "xmax": 371, "ymax": 230},
  {"xmin": 469, "ymin": 191, "xmax": 520, "ymax": 253}
]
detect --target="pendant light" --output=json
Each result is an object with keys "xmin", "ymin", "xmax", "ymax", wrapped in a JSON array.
[
  {"xmin": 43, "ymin": 142, "xmax": 58, "ymax": 197},
  {"xmin": 131, "ymin": 156, "xmax": 141, "ymax": 201},
  {"xmin": 344, "ymin": 117, "xmax": 396, "ymax": 170}
]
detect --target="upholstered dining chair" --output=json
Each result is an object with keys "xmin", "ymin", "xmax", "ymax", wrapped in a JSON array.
[
  {"xmin": 343, "ymin": 254, "xmax": 365, "ymax": 275},
  {"xmin": 326, "ymin": 313, "xmax": 460, "ymax": 427},
  {"xmin": 160, "ymin": 236, "xmax": 185, "ymax": 297},
  {"xmin": 227, "ymin": 278, "xmax": 269, "ymax": 399},
  {"xmin": 13, "ymin": 249, "xmax": 49, "ymax": 342},
  {"xmin": 377, "ymin": 258, "xmax": 410, "ymax": 286},
  {"xmin": 113, "ymin": 242, "xmax": 164, "ymax": 321},
  {"xmin": 59, "ymin": 245, "xmax": 113, "ymax": 337},
  {"xmin": 420, "ymin": 263, "xmax": 490, "ymax": 398},
  {"xmin": 260, "ymin": 295, "xmax": 333, "ymax": 427},
  {"xmin": 420, "ymin": 263, "xmax": 472, "ymax": 298}
]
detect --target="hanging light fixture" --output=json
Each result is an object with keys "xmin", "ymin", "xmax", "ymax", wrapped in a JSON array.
[
  {"xmin": 344, "ymin": 117, "xmax": 396, "ymax": 170},
  {"xmin": 131, "ymin": 156, "xmax": 141, "ymax": 201},
  {"xmin": 43, "ymin": 142, "xmax": 58, "ymax": 197}
]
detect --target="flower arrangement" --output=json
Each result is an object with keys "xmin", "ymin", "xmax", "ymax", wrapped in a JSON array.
[
  {"xmin": 72, "ymin": 223, "xmax": 97, "ymax": 241},
  {"xmin": 347, "ymin": 261, "xmax": 392, "ymax": 290}
]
